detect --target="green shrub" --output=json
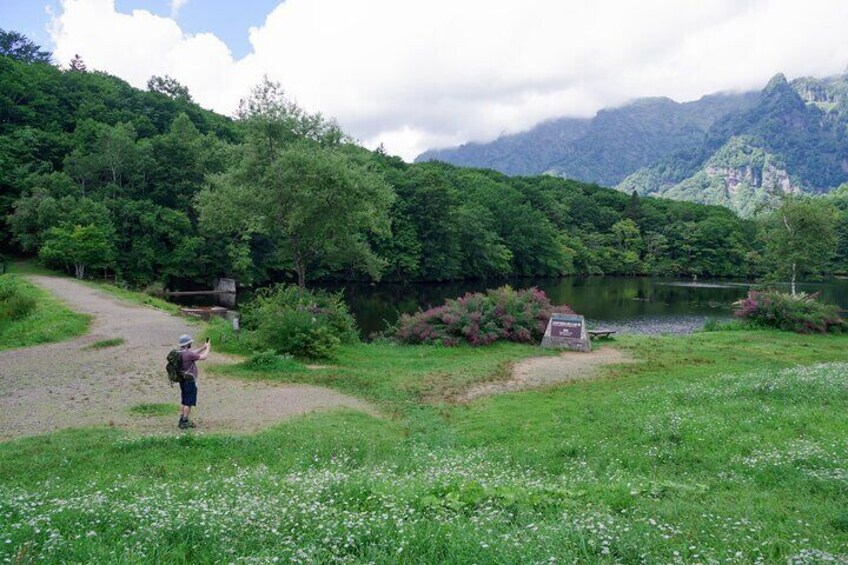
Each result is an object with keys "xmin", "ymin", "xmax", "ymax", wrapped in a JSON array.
[
  {"xmin": 244, "ymin": 350, "xmax": 300, "ymax": 372},
  {"xmin": 733, "ymin": 290, "xmax": 846, "ymax": 334},
  {"xmin": 242, "ymin": 284, "xmax": 357, "ymax": 359},
  {"xmin": 202, "ymin": 317, "xmax": 250, "ymax": 356},
  {"xmin": 0, "ymin": 275, "xmax": 37, "ymax": 321},
  {"xmin": 142, "ymin": 281, "xmax": 166, "ymax": 297}
]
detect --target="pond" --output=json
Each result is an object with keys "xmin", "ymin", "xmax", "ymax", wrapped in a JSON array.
[
  {"xmin": 328, "ymin": 277, "xmax": 848, "ymax": 337},
  {"xmin": 172, "ymin": 276, "xmax": 848, "ymax": 338}
]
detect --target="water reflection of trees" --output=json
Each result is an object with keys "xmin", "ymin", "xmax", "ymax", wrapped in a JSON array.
[{"xmin": 330, "ymin": 277, "xmax": 848, "ymax": 337}]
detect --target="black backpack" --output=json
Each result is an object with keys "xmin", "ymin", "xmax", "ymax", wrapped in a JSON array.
[{"xmin": 166, "ymin": 350, "xmax": 186, "ymax": 385}]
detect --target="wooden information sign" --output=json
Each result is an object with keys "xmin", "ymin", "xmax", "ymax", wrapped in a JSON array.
[{"xmin": 540, "ymin": 313, "xmax": 591, "ymax": 352}]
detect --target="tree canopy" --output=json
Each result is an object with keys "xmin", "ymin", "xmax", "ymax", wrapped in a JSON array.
[
  {"xmin": 0, "ymin": 29, "xmax": 51, "ymax": 64},
  {"xmin": 759, "ymin": 195, "xmax": 838, "ymax": 294},
  {"xmin": 4, "ymin": 31, "xmax": 847, "ymax": 291}
]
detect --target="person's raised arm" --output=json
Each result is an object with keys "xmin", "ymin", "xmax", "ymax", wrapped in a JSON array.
[{"xmin": 197, "ymin": 339, "xmax": 211, "ymax": 360}]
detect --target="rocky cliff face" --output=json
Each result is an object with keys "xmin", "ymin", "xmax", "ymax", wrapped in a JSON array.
[
  {"xmin": 705, "ymin": 162, "xmax": 800, "ymax": 198},
  {"xmin": 623, "ymin": 135, "xmax": 805, "ymax": 217}
]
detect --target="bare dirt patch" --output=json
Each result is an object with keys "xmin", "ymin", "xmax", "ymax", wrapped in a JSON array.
[
  {"xmin": 459, "ymin": 347, "xmax": 636, "ymax": 402},
  {"xmin": 0, "ymin": 276, "xmax": 375, "ymax": 441}
]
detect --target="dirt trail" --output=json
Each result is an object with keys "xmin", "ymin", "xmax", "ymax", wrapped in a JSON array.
[
  {"xmin": 0, "ymin": 276, "xmax": 374, "ymax": 441},
  {"xmin": 460, "ymin": 347, "xmax": 636, "ymax": 401}
]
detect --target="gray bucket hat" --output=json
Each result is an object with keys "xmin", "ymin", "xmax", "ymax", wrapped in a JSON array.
[{"xmin": 178, "ymin": 334, "xmax": 193, "ymax": 347}]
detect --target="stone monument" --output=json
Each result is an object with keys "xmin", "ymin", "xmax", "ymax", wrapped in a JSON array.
[
  {"xmin": 540, "ymin": 313, "xmax": 591, "ymax": 352},
  {"xmin": 214, "ymin": 277, "xmax": 237, "ymax": 308}
]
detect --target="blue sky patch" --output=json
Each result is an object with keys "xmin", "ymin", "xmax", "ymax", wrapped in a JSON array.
[{"xmin": 1, "ymin": 0, "xmax": 282, "ymax": 59}]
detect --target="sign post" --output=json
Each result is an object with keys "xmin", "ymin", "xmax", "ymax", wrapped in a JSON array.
[{"xmin": 540, "ymin": 313, "xmax": 591, "ymax": 352}]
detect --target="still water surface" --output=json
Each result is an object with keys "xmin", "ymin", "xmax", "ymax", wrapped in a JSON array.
[
  {"xmin": 178, "ymin": 276, "xmax": 848, "ymax": 337},
  {"xmin": 326, "ymin": 277, "xmax": 848, "ymax": 337}
]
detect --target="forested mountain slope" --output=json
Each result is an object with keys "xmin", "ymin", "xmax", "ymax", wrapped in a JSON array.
[
  {"xmin": 618, "ymin": 73, "xmax": 848, "ymax": 215},
  {"xmin": 420, "ymin": 71, "xmax": 848, "ymax": 217},
  {"xmin": 416, "ymin": 92, "xmax": 757, "ymax": 185}
]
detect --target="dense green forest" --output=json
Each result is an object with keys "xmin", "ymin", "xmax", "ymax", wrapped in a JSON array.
[{"xmin": 1, "ymin": 32, "xmax": 842, "ymax": 290}]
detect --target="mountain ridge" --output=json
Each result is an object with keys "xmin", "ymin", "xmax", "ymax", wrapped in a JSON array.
[
  {"xmin": 619, "ymin": 72, "xmax": 848, "ymax": 214},
  {"xmin": 418, "ymin": 72, "xmax": 848, "ymax": 215},
  {"xmin": 416, "ymin": 90, "xmax": 758, "ymax": 186}
]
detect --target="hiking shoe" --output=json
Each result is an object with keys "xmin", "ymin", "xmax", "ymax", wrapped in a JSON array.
[
  {"xmin": 178, "ymin": 419, "xmax": 189, "ymax": 429},
  {"xmin": 183, "ymin": 420, "xmax": 196, "ymax": 428}
]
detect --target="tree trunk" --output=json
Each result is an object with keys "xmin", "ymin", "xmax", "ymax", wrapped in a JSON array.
[
  {"xmin": 296, "ymin": 263, "xmax": 306, "ymax": 288},
  {"xmin": 75, "ymin": 263, "xmax": 85, "ymax": 279},
  {"xmin": 291, "ymin": 236, "xmax": 307, "ymax": 288},
  {"xmin": 783, "ymin": 212, "xmax": 796, "ymax": 296},
  {"xmin": 292, "ymin": 249, "xmax": 307, "ymax": 288},
  {"xmin": 791, "ymin": 261, "xmax": 797, "ymax": 297}
]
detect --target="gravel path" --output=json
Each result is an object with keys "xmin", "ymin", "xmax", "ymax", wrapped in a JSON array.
[
  {"xmin": 0, "ymin": 276, "xmax": 374, "ymax": 441},
  {"xmin": 587, "ymin": 316, "xmax": 726, "ymax": 336},
  {"xmin": 459, "ymin": 347, "xmax": 636, "ymax": 401}
]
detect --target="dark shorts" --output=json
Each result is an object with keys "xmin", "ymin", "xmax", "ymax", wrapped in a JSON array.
[{"xmin": 179, "ymin": 378, "xmax": 197, "ymax": 406}]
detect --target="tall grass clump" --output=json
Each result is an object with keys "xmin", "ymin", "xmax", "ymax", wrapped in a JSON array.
[
  {"xmin": 734, "ymin": 290, "xmax": 846, "ymax": 334},
  {"xmin": 390, "ymin": 286, "xmax": 574, "ymax": 346},
  {"xmin": 242, "ymin": 284, "xmax": 358, "ymax": 359},
  {"xmin": 0, "ymin": 274, "xmax": 36, "ymax": 320}
]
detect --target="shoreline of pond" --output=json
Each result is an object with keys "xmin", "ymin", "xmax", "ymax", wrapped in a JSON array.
[
  {"xmin": 170, "ymin": 274, "xmax": 848, "ymax": 338},
  {"xmin": 584, "ymin": 315, "xmax": 731, "ymax": 336}
]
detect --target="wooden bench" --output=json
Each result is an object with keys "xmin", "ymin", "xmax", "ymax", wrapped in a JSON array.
[{"xmin": 588, "ymin": 329, "xmax": 617, "ymax": 339}]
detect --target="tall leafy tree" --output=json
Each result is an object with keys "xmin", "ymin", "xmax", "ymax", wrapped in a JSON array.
[
  {"xmin": 198, "ymin": 81, "xmax": 393, "ymax": 286},
  {"xmin": 0, "ymin": 29, "xmax": 51, "ymax": 63},
  {"xmin": 610, "ymin": 219, "xmax": 643, "ymax": 275},
  {"xmin": 147, "ymin": 75, "xmax": 192, "ymax": 101},
  {"xmin": 146, "ymin": 113, "xmax": 205, "ymax": 209},
  {"xmin": 236, "ymin": 77, "xmax": 345, "ymax": 157},
  {"xmin": 64, "ymin": 121, "xmax": 140, "ymax": 195},
  {"xmin": 759, "ymin": 195, "xmax": 838, "ymax": 295},
  {"xmin": 200, "ymin": 141, "xmax": 394, "ymax": 287},
  {"xmin": 39, "ymin": 223, "xmax": 116, "ymax": 279},
  {"xmin": 68, "ymin": 54, "xmax": 87, "ymax": 72}
]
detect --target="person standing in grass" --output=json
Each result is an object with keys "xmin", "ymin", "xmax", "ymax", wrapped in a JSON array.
[{"xmin": 177, "ymin": 334, "xmax": 210, "ymax": 429}]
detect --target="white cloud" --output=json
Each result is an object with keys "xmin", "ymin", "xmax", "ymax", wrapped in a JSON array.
[
  {"xmin": 170, "ymin": 0, "xmax": 189, "ymax": 20},
  {"xmin": 49, "ymin": 0, "xmax": 848, "ymax": 161}
]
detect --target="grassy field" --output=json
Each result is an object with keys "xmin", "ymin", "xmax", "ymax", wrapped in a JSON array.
[
  {"xmin": 0, "ymin": 274, "xmax": 89, "ymax": 350},
  {"xmin": 2, "ymin": 324, "xmax": 848, "ymax": 562}
]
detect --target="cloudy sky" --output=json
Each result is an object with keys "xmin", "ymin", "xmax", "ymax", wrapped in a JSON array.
[{"xmin": 4, "ymin": 0, "xmax": 848, "ymax": 160}]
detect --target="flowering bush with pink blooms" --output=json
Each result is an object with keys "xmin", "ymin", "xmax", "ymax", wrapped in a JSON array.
[
  {"xmin": 390, "ymin": 286, "xmax": 575, "ymax": 346},
  {"xmin": 733, "ymin": 290, "xmax": 846, "ymax": 334}
]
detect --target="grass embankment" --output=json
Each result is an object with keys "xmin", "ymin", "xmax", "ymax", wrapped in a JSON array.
[
  {"xmin": 2, "ymin": 326, "xmax": 848, "ymax": 562},
  {"xmin": 0, "ymin": 274, "xmax": 89, "ymax": 350},
  {"xmin": 86, "ymin": 281, "xmax": 180, "ymax": 314},
  {"xmin": 9, "ymin": 259, "xmax": 181, "ymax": 315}
]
